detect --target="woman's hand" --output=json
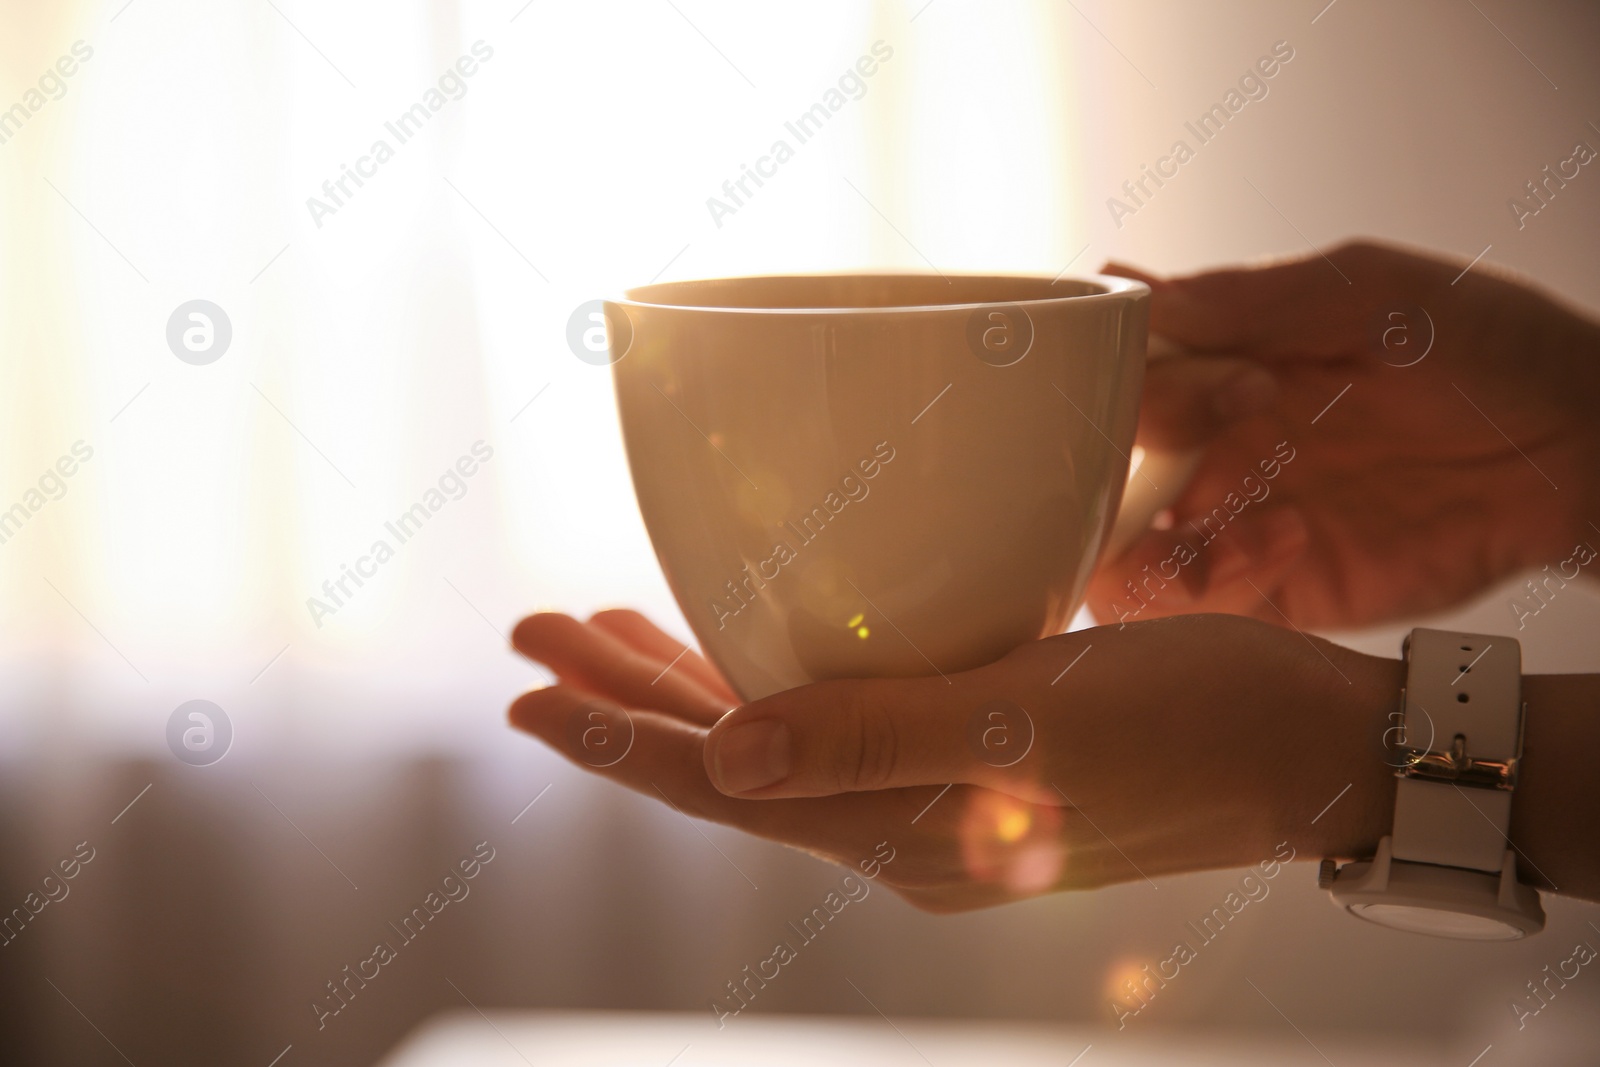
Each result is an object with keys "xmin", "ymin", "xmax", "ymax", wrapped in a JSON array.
[
  {"xmin": 1092, "ymin": 240, "xmax": 1600, "ymax": 631},
  {"xmin": 509, "ymin": 609, "xmax": 1401, "ymax": 911}
]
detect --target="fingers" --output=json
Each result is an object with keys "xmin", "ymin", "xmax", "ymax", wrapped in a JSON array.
[
  {"xmin": 510, "ymin": 684, "xmax": 1149, "ymax": 897},
  {"xmin": 508, "ymin": 683, "xmax": 726, "ymax": 812},
  {"xmin": 1136, "ymin": 353, "xmax": 1278, "ymax": 451},
  {"xmin": 586, "ymin": 608, "xmax": 740, "ymax": 706},
  {"xmin": 507, "ymin": 682, "xmax": 957, "ymax": 875},
  {"xmin": 1087, "ymin": 505, "xmax": 1309, "ymax": 622},
  {"xmin": 510, "ymin": 612, "xmax": 732, "ymax": 726}
]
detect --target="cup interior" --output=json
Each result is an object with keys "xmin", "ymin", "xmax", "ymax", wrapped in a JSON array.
[{"xmin": 620, "ymin": 273, "xmax": 1125, "ymax": 312}]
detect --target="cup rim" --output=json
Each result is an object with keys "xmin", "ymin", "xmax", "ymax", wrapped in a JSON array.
[{"xmin": 611, "ymin": 271, "xmax": 1148, "ymax": 315}]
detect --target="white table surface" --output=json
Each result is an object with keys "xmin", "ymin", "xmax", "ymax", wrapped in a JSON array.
[{"xmin": 376, "ymin": 1010, "xmax": 1456, "ymax": 1066}]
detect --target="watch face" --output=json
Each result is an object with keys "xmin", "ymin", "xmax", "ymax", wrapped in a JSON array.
[{"xmin": 1351, "ymin": 903, "xmax": 1525, "ymax": 941}]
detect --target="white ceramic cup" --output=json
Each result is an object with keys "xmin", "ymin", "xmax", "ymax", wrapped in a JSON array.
[{"xmin": 607, "ymin": 273, "xmax": 1189, "ymax": 702}]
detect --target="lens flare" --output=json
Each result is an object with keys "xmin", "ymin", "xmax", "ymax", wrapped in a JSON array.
[
  {"xmin": 1103, "ymin": 958, "xmax": 1153, "ymax": 1012},
  {"xmin": 957, "ymin": 791, "xmax": 1065, "ymax": 894},
  {"xmin": 996, "ymin": 806, "xmax": 1031, "ymax": 844}
]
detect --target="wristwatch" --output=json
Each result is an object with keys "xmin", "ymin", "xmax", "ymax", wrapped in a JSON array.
[{"xmin": 1320, "ymin": 628, "xmax": 1545, "ymax": 939}]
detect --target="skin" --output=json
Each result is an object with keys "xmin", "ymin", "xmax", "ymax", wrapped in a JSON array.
[
  {"xmin": 509, "ymin": 241, "xmax": 1600, "ymax": 909},
  {"xmin": 1092, "ymin": 240, "xmax": 1600, "ymax": 628}
]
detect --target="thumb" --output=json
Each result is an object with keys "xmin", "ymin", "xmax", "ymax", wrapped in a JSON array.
[
  {"xmin": 703, "ymin": 673, "xmax": 1011, "ymax": 799},
  {"xmin": 1106, "ymin": 249, "xmax": 1374, "ymax": 358}
]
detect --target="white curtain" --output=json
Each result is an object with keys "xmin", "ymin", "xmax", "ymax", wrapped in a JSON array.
[{"xmin": 0, "ymin": 0, "xmax": 1078, "ymax": 752}]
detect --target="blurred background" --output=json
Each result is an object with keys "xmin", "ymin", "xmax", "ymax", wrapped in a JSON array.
[{"xmin": 1, "ymin": 0, "xmax": 1598, "ymax": 1063}]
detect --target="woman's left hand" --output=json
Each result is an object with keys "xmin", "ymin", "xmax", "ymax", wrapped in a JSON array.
[{"xmin": 508, "ymin": 609, "xmax": 1399, "ymax": 911}]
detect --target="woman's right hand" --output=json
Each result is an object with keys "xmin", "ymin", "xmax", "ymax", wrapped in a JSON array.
[{"xmin": 1089, "ymin": 239, "xmax": 1600, "ymax": 631}]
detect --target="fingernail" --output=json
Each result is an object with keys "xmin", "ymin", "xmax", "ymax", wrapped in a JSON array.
[
  {"xmin": 1213, "ymin": 369, "xmax": 1276, "ymax": 419},
  {"xmin": 1103, "ymin": 260, "xmax": 1162, "ymax": 286},
  {"xmin": 710, "ymin": 721, "xmax": 791, "ymax": 794}
]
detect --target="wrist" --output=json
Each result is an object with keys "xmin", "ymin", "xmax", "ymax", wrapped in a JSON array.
[
  {"xmin": 1312, "ymin": 644, "xmax": 1598, "ymax": 903},
  {"xmin": 1302, "ymin": 647, "xmax": 1403, "ymax": 863}
]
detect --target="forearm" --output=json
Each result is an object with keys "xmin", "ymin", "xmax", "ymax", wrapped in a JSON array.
[
  {"xmin": 1540, "ymin": 288, "xmax": 1600, "ymax": 537},
  {"xmin": 1513, "ymin": 672, "xmax": 1600, "ymax": 901},
  {"xmin": 1499, "ymin": 295, "xmax": 1600, "ymax": 897}
]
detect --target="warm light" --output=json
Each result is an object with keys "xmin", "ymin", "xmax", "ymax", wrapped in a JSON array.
[
  {"xmin": 1103, "ymin": 959, "xmax": 1151, "ymax": 1008},
  {"xmin": 1, "ymin": 0, "xmax": 1074, "ymax": 750},
  {"xmin": 957, "ymin": 791, "xmax": 1065, "ymax": 894},
  {"xmin": 996, "ymin": 805, "xmax": 1031, "ymax": 844}
]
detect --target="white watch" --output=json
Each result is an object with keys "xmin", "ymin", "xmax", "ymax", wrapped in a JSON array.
[{"xmin": 1321, "ymin": 628, "xmax": 1545, "ymax": 940}]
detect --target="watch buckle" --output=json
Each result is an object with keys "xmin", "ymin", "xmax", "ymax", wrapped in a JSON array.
[{"xmin": 1395, "ymin": 701, "xmax": 1525, "ymax": 791}]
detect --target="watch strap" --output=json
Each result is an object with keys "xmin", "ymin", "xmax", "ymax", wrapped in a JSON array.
[
  {"xmin": 1392, "ymin": 629, "xmax": 1521, "ymax": 873},
  {"xmin": 1392, "ymin": 779, "xmax": 1511, "ymax": 871}
]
